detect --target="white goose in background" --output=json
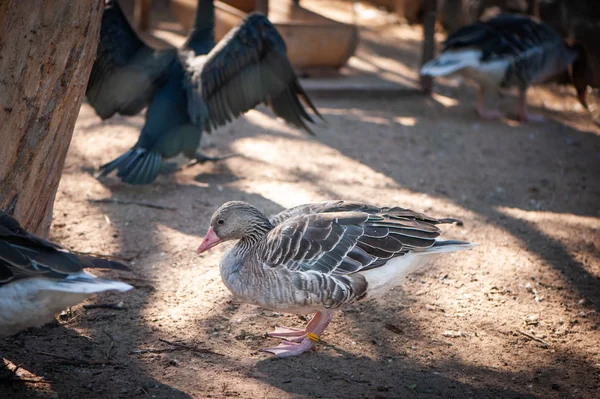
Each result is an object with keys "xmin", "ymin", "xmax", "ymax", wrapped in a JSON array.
[
  {"xmin": 197, "ymin": 200, "xmax": 476, "ymax": 357},
  {"xmin": 421, "ymin": 14, "xmax": 590, "ymax": 122},
  {"xmin": 0, "ymin": 211, "xmax": 132, "ymax": 338}
]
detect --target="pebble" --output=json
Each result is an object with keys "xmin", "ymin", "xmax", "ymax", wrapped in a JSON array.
[{"xmin": 442, "ymin": 330, "xmax": 462, "ymax": 338}]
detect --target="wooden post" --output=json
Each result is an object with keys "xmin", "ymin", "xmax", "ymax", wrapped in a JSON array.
[
  {"xmin": 420, "ymin": 0, "xmax": 438, "ymax": 94},
  {"xmin": 529, "ymin": 0, "xmax": 540, "ymax": 19},
  {"xmin": 0, "ymin": 0, "xmax": 103, "ymax": 236},
  {"xmin": 394, "ymin": 0, "xmax": 406, "ymax": 21},
  {"xmin": 442, "ymin": 0, "xmax": 467, "ymax": 33},
  {"xmin": 135, "ymin": 0, "xmax": 152, "ymax": 31},
  {"xmin": 255, "ymin": 0, "xmax": 269, "ymax": 15}
]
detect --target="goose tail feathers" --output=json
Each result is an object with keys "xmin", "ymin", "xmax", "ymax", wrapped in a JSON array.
[
  {"xmin": 416, "ymin": 240, "xmax": 478, "ymax": 255},
  {"xmin": 421, "ymin": 50, "xmax": 481, "ymax": 77}
]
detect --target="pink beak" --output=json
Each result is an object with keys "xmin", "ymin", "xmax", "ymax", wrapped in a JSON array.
[{"xmin": 197, "ymin": 227, "xmax": 222, "ymax": 254}]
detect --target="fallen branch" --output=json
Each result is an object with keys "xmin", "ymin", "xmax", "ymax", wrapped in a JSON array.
[
  {"xmin": 36, "ymin": 351, "xmax": 72, "ymax": 361},
  {"xmin": 36, "ymin": 351, "xmax": 113, "ymax": 366},
  {"xmin": 158, "ymin": 338, "xmax": 224, "ymax": 356},
  {"xmin": 88, "ymin": 198, "xmax": 176, "ymax": 211},
  {"xmin": 131, "ymin": 348, "xmax": 181, "ymax": 355},
  {"xmin": 517, "ymin": 330, "xmax": 551, "ymax": 347},
  {"xmin": 71, "ymin": 250, "xmax": 136, "ymax": 262},
  {"xmin": 103, "ymin": 330, "xmax": 117, "ymax": 360},
  {"xmin": 83, "ymin": 303, "xmax": 127, "ymax": 311},
  {"xmin": 116, "ymin": 276, "xmax": 156, "ymax": 291},
  {"xmin": 0, "ymin": 378, "xmax": 52, "ymax": 385}
]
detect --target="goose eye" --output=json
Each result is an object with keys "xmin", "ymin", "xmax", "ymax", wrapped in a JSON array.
[{"xmin": 217, "ymin": 219, "xmax": 225, "ymax": 225}]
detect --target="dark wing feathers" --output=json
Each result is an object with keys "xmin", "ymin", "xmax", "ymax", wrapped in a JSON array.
[
  {"xmin": 346, "ymin": 245, "xmax": 374, "ymax": 266},
  {"xmin": 269, "ymin": 201, "xmax": 387, "ymax": 226},
  {"xmin": 0, "ymin": 213, "xmax": 60, "ymax": 249},
  {"xmin": 362, "ymin": 225, "xmax": 388, "ymax": 238},
  {"xmin": 338, "ymin": 256, "xmax": 363, "ymax": 274},
  {"xmin": 185, "ymin": 13, "xmax": 320, "ymax": 134},
  {"xmin": 86, "ymin": 0, "xmax": 175, "ymax": 119},
  {"xmin": 259, "ymin": 201, "xmax": 460, "ymax": 276},
  {"xmin": 0, "ymin": 211, "xmax": 128, "ymax": 286},
  {"xmin": 444, "ymin": 14, "xmax": 562, "ymax": 62},
  {"xmin": 270, "ymin": 200, "xmax": 453, "ymax": 227},
  {"xmin": 0, "ymin": 241, "xmax": 30, "ymax": 268},
  {"xmin": 358, "ymin": 234, "xmax": 404, "ymax": 253}
]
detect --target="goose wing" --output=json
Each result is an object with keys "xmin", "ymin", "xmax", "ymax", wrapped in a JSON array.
[
  {"xmin": 0, "ymin": 211, "xmax": 128, "ymax": 285},
  {"xmin": 258, "ymin": 205, "xmax": 451, "ymax": 276},
  {"xmin": 183, "ymin": 13, "xmax": 321, "ymax": 134},
  {"xmin": 86, "ymin": 0, "xmax": 176, "ymax": 119}
]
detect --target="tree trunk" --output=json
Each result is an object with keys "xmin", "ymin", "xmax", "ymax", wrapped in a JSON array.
[{"xmin": 0, "ymin": 0, "xmax": 103, "ymax": 237}]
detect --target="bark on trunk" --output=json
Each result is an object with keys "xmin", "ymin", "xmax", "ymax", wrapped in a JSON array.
[{"xmin": 0, "ymin": 0, "xmax": 103, "ymax": 237}]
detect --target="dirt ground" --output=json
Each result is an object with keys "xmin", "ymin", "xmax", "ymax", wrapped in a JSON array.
[{"xmin": 2, "ymin": 1, "xmax": 600, "ymax": 398}]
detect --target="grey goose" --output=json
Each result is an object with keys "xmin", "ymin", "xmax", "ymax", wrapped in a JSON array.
[
  {"xmin": 197, "ymin": 200, "xmax": 476, "ymax": 357},
  {"xmin": 421, "ymin": 14, "xmax": 589, "ymax": 122}
]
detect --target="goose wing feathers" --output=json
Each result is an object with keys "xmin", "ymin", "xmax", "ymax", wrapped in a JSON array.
[
  {"xmin": 184, "ymin": 13, "xmax": 320, "ymax": 134},
  {"xmin": 86, "ymin": 0, "xmax": 176, "ymax": 119},
  {"xmin": 444, "ymin": 14, "xmax": 562, "ymax": 62},
  {"xmin": 0, "ymin": 211, "xmax": 128, "ymax": 285},
  {"xmin": 259, "ymin": 202, "xmax": 456, "ymax": 276}
]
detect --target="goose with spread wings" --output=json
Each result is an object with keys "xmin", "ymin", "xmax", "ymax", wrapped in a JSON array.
[
  {"xmin": 86, "ymin": 0, "xmax": 321, "ymax": 185},
  {"xmin": 0, "ymin": 211, "xmax": 132, "ymax": 338},
  {"xmin": 197, "ymin": 201, "xmax": 476, "ymax": 357}
]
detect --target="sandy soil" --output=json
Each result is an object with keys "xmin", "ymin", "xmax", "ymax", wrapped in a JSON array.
[{"xmin": 2, "ymin": 2, "xmax": 600, "ymax": 398}]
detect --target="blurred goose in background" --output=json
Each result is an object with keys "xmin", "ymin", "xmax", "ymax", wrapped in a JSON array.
[
  {"xmin": 86, "ymin": 0, "xmax": 321, "ymax": 185},
  {"xmin": 197, "ymin": 200, "xmax": 475, "ymax": 357},
  {"xmin": 421, "ymin": 14, "xmax": 589, "ymax": 122},
  {"xmin": 0, "ymin": 211, "xmax": 132, "ymax": 338}
]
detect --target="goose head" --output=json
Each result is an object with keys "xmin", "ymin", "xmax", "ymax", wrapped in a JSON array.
[{"xmin": 197, "ymin": 201, "xmax": 272, "ymax": 254}]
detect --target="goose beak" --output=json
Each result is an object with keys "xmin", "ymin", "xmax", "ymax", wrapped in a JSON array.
[{"xmin": 197, "ymin": 227, "xmax": 221, "ymax": 254}]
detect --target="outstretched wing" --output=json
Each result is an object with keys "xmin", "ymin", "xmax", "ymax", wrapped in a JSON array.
[
  {"xmin": 258, "ymin": 207, "xmax": 450, "ymax": 276},
  {"xmin": 86, "ymin": 0, "xmax": 176, "ymax": 119},
  {"xmin": 184, "ymin": 13, "xmax": 321, "ymax": 134},
  {"xmin": 0, "ymin": 211, "xmax": 129, "ymax": 285}
]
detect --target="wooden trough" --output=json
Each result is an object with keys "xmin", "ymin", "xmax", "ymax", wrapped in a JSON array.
[{"xmin": 171, "ymin": 0, "xmax": 359, "ymax": 72}]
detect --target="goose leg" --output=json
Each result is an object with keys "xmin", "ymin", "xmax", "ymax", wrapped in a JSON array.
[
  {"xmin": 267, "ymin": 326, "xmax": 306, "ymax": 341},
  {"xmin": 517, "ymin": 89, "xmax": 545, "ymax": 122},
  {"xmin": 475, "ymin": 86, "xmax": 504, "ymax": 119},
  {"xmin": 186, "ymin": 151, "xmax": 239, "ymax": 167},
  {"xmin": 159, "ymin": 162, "xmax": 182, "ymax": 174},
  {"xmin": 267, "ymin": 312, "xmax": 326, "ymax": 342},
  {"xmin": 261, "ymin": 310, "xmax": 334, "ymax": 357}
]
